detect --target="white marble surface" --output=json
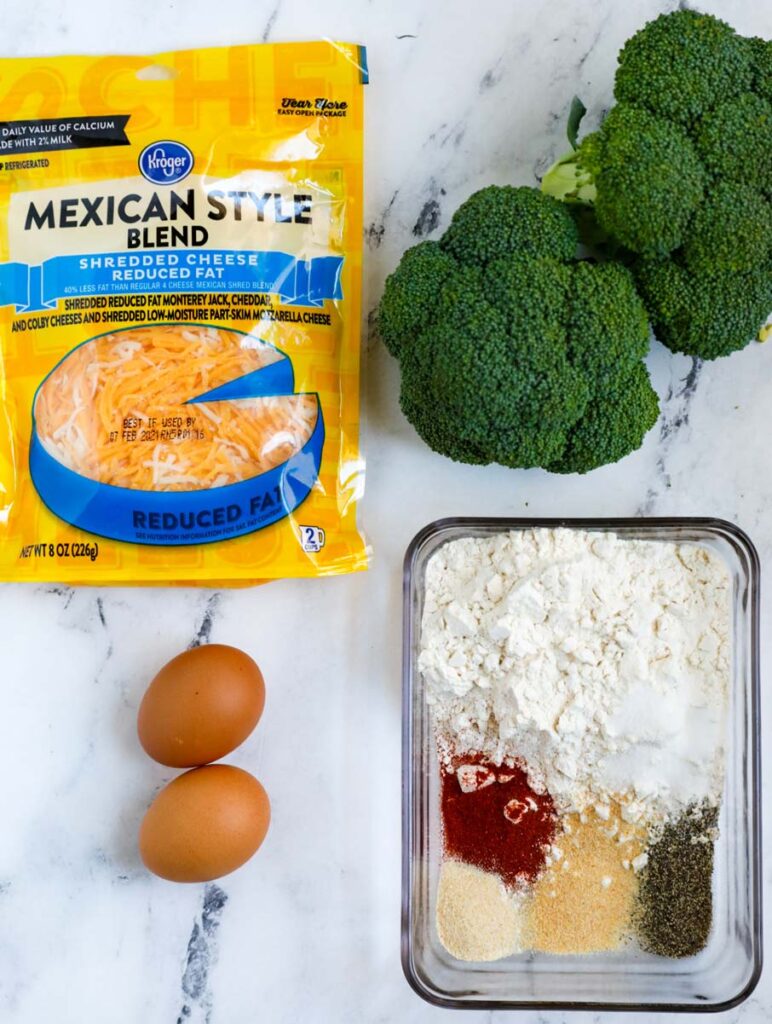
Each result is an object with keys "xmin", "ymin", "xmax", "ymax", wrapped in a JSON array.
[{"xmin": 0, "ymin": 0, "xmax": 770, "ymax": 1021}]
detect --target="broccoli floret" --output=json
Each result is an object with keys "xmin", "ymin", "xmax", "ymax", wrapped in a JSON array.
[
  {"xmin": 400, "ymin": 291, "xmax": 581, "ymax": 469},
  {"xmin": 441, "ymin": 184, "xmax": 578, "ymax": 266},
  {"xmin": 377, "ymin": 185, "xmax": 659, "ymax": 473},
  {"xmin": 574, "ymin": 106, "xmax": 706, "ymax": 256},
  {"xmin": 550, "ymin": 362, "xmax": 660, "ymax": 475},
  {"xmin": 484, "ymin": 255, "xmax": 571, "ymax": 344},
  {"xmin": 568, "ymin": 260, "xmax": 650, "ymax": 385},
  {"xmin": 682, "ymin": 182, "xmax": 772, "ymax": 274},
  {"xmin": 377, "ymin": 241, "xmax": 461, "ymax": 358},
  {"xmin": 614, "ymin": 9, "xmax": 753, "ymax": 126},
  {"xmin": 635, "ymin": 257, "xmax": 772, "ymax": 359},
  {"xmin": 399, "ymin": 388, "xmax": 489, "ymax": 466},
  {"xmin": 694, "ymin": 92, "xmax": 772, "ymax": 193}
]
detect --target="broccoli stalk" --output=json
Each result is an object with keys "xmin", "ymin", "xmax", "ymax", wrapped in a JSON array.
[
  {"xmin": 542, "ymin": 96, "xmax": 591, "ymax": 202},
  {"xmin": 541, "ymin": 154, "xmax": 595, "ymax": 208},
  {"xmin": 541, "ymin": 96, "xmax": 597, "ymax": 208}
]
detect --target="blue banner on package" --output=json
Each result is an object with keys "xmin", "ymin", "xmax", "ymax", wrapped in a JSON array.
[
  {"xmin": 29, "ymin": 403, "xmax": 325, "ymax": 546},
  {"xmin": 190, "ymin": 357, "xmax": 295, "ymax": 403},
  {"xmin": 0, "ymin": 249, "xmax": 344, "ymax": 312}
]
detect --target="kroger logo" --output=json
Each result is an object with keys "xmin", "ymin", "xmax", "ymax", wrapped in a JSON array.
[{"xmin": 138, "ymin": 140, "xmax": 194, "ymax": 185}]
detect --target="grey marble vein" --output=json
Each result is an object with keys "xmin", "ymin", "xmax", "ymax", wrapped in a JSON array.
[
  {"xmin": 637, "ymin": 356, "xmax": 702, "ymax": 513},
  {"xmin": 177, "ymin": 885, "xmax": 229, "ymax": 1024},
  {"xmin": 366, "ymin": 189, "xmax": 399, "ymax": 251},
  {"xmin": 411, "ymin": 179, "xmax": 445, "ymax": 238},
  {"xmin": 261, "ymin": 2, "xmax": 280, "ymax": 43},
  {"xmin": 188, "ymin": 594, "xmax": 220, "ymax": 650}
]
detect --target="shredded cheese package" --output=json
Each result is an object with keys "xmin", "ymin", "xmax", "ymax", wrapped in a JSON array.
[{"xmin": 0, "ymin": 42, "xmax": 369, "ymax": 583}]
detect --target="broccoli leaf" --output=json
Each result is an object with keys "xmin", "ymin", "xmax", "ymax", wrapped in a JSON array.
[{"xmin": 566, "ymin": 95, "xmax": 587, "ymax": 150}]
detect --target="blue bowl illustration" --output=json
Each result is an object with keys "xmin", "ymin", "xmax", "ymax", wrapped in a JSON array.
[{"xmin": 29, "ymin": 327, "xmax": 324, "ymax": 546}]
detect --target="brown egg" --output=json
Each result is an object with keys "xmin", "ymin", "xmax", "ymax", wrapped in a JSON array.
[
  {"xmin": 139, "ymin": 764, "xmax": 271, "ymax": 882},
  {"xmin": 138, "ymin": 644, "xmax": 265, "ymax": 767}
]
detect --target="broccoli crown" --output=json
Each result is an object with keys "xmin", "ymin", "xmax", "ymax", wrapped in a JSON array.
[
  {"xmin": 377, "ymin": 185, "xmax": 659, "ymax": 474},
  {"xmin": 635, "ymin": 257, "xmax": 772, "ymax": 360},
  {"xmin": 542, "ymin": 10, "xmax": 772, "ymax": 361},
  {"xmin": 614, "ymin": 9, "xmax": 753, "ymax": 126},
  {"xmin": 441, "ymin": 184, "xmax": 578, "ymax": 265},
  {"xmin": 695, "ymin": 92, "xmax": 772, "ymax": 193},
  {"xmin": 579, "ymin": 104, "xmax": 706, "ymax": 256},
  {"xmin": 682, "ymin": 182, "xmax": 772, "ymax": 275}
]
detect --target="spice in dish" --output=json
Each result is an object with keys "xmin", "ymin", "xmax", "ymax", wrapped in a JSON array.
[
  {"xmin": 436, "ymin": 860, "xmax": 530, "ymax": 962},
  {"xmin": 531, "ymin": 804, "xmax": 646, "ymax": 954},
  {"xmin": 634, "ymin": 804, "xmax": 719, "ymax": 958},
  {"xmin": 441, "ymin": 756, "xmax": 555, "ymax": 886}
]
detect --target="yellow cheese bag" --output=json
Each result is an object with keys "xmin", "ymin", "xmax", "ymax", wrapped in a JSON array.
[{"xmin": 0, "ymin": 41, "xmax": 368, "ymax": 583}]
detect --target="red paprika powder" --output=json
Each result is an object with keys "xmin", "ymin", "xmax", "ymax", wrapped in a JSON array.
[{"xmin": 441, "ymin": 754, "xmax": 555, "ymax": 886}]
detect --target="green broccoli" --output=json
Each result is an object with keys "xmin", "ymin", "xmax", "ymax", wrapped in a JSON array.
[
  {"xmin": 748, "ymin": 36, "xmax": 772, "ymax": 101},
  {"xmin": 566, "ymin": 105, "xmax": 706, "ymax": 257},
  {"xmin": 682, "ymin": 182, "xmax": 772, "ymax": 275},
  {"xmin": 441, "ymin": 184, "xmax": 578, "ymax": 265},
  {"xmin": 551, "ymin": 362, "xmax": 661, "ymax": 475},
  {"xmin": 694, "ymin": 92, "xmax": 772, "ymax": 193},
  {"xmin": 635, "ymin": 258, "xmax": 772, "ymax": 360},
  {"xmin": 542, "ymin": 9, "xmax": 772, "ymax": 360},
  {"xmin": 614, "ymin": 9, "xmax": 753, "ymax": 126},
  {"xmin": 377, "ymin": 186, "xmax": 658, "ymax": 474}
]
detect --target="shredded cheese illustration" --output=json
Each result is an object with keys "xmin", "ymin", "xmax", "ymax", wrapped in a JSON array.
[{"xmin": 35, "ymin": 325, "xmax": 318, "ymax": 491}]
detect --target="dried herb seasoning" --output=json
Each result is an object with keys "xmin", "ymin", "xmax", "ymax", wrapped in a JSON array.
[{"xmin": 634, "ymin": 804, "xmax": 718, "ymax": 958}]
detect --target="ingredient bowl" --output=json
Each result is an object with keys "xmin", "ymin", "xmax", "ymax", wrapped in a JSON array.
[{"xmin": 401, "ymin": 517, "xmax": 761, "ymax": 1011}]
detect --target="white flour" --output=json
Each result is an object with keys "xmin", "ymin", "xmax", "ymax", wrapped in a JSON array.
[{"xmin": 420, "ymin": 529, "xmax": 730, "ymax": 823}]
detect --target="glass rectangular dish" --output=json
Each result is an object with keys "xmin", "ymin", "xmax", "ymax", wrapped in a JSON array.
[{"xmin": 401, "ymin": 517, "xmax": 762, "ymax": 1012}]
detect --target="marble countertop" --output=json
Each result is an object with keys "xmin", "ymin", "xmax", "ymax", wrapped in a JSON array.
[{"xmin": 0, "ymin": 0, "xmax": 770, "ymax": 1021}]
